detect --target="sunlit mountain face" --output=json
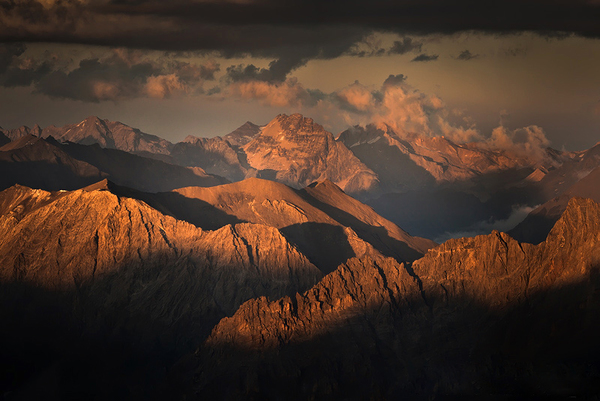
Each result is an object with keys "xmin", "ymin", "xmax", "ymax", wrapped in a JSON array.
[{"xmin": 2, "ymin": 1, "xmax": 600, "ymax": 399}]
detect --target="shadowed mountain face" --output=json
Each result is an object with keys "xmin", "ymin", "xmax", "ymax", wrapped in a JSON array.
[
  {"xmin": 0, "ymin": 135, "xmax": 107, "ymax": 191},
  {"xmin": 169, "ymin": 136, "xmax": 250, "ymax": 182},
  {"xmin": 510, "ymin": 166, "xmax": 600, "ymax": 244},
  {"xmin": 223, "ymin": 121, "xmax": 262, "ymax": 147},
  {"xmin": 56, "ymin": 141, "xmax": 228, "ymax": 192},
  {"xmin": 0, "ymin": 131, "xmax": 10, "ymax": 147},
  {"xmin": 0, "ymin": 181, "xmax": 321, "ymax": 399},
  {"xmin": 191, "ymin": 197, "xmax": 600, "ymax": 399},
  {"xmin": 0, "ymin": 135, "xmax": 227, "ymax": 193}
]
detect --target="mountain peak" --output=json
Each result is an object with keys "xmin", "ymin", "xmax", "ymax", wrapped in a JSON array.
[
  {"xmin": 243, "ymin": 115, "xmax": 377, "ymax": 192},
  {"xmin": 82, "ymin": 178, "xmax": 115, "ymax": 192},
  {"xmin": 264, "ymin": 113, "xmax": 324, "ymax": 137},
  {"xmin": 224, "ymin": 121, "xmax": 263, "ymax": 147}
]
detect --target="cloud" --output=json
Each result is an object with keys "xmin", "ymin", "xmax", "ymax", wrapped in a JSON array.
[
  {"xmin": 1, "ymin": 0, "xmax": 600, "ymax": 72},
  {"xmin": 456, "ymin": 50, "xmax": 479, "ymax": 60},
  {"xmin": 346, "ymin": 34, "xmax": 386, "ymax": 57},
  {"xmin": 502, "ymin": 46, "xmax": 528, "ymax": 57},
  {"xmin": 306, "ymin": 74, "xmax": 481, "ymax": 143},
  {"xmin": 411, "ymin": 53, "xmax": 439, "ymax": 62},
  {"xmin": 224, "ymin": 78, "xmax": 320, "ymax": 108},
  {"xmin": 0, "ymin": 44, "xmax": 219, "ymax": 101},
  {"xmin": 145, "ymin": 74, "xmax": 187, "ymax": 99},
  {"xmin": 0, "ymin": 43, "xmax": 56, "ymax": 87},
  {"xmin": 388, "ymin": 37, "xmax": 423, "ymax": 55},
  {"xmin": 225, "ymin": 56, "xmax": 305, "ymax": 84},
  {"xmin": 334, "ymin": 81, "xmax": 375, "ymax": 113},
  {"xmin": 382, "ymin": 74, "xmax": 407, "ymax": 87},
  {"xmin": 486, "ymin": 125, "xmax": 552, "ymax": 162}
]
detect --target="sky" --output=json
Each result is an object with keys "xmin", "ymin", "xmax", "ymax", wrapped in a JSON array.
[{"xmin": 1, "ymin": 0, "xmax": 599, "ymax": 150}]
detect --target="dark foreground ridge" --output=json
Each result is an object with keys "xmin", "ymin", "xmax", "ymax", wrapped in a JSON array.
[{"xmin": 190, "ymin": 197, "xmax": 600, "ymax": 399}]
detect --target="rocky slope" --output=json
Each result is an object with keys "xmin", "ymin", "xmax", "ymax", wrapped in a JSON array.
[
  {"xmin": 152, "ymin": 178, "xmax": 435, "ymax": 273},
  {"xmin": 0, "ymin": 180, "xmax": 322, "ymax": 399},
  {"xmin": 243, "ymin": 114, "xmax": 378, "ymax": 193},
  {"xmin": 1, "ymin": 116, "xmax": 173, "ymax": 154},
  {"xmin": 532, "ymin": 141, "xmax": 600, "ymax": 200},
  {"xmin": 192, "ymin": 197, "xmax": 600, "ymax": 399},
  {"xmin": 0, "ymin": 123, "xmax": 43, "ymax": 141}
]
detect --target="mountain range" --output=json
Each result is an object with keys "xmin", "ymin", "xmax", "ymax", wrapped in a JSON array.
[
  {"xmin": 1, "ymin": 113, "xmax": 589, "ymax": 241},
  {"xmin": 1, "ymin": 113, "xmax": 600, "ymax": 399}
]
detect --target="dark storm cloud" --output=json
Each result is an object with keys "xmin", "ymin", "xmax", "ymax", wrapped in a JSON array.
[
  {"xmin": 382, "ymin": 74, "xmax": 407, "ymax": 87},
  {"xmin": 388, "ymin": 37, "xmax": 423, "ymax": 55},
  {"xmin": 411, "ymin": 53, "xmax": 439, "ymax": 62},
  {"xmin": 456, "ymin": 50, "xmax": 479, "ymax": 60},
  {"xmin": 34, "ymin": 54, "xmax": 159, "ymax": 101},
  {"xmin": 3, "ymin": 0, "xmax": 600, "ymax": 54},
  {"xmin": 0, "ymin": 42, "xmax": 56, "ymax": 87},
  {"xmin": 0, "ymin": 44, "xmax": 220, "ymax": 101},
  {"xmin": 225, "ymin": 53, "xmax": 311, "ymax": 83},
  {"xmin": 2, "ymin": 0, "xmax": 599, "ymax": 89}
]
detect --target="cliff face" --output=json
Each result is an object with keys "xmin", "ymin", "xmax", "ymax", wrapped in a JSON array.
[
  {"xmin": 243, "ymin": 114, "xmax": 378, "ymax": 193},
  {"xmin": 193, "ymin": 197, "xmax": 600, "ymax": 399}
]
